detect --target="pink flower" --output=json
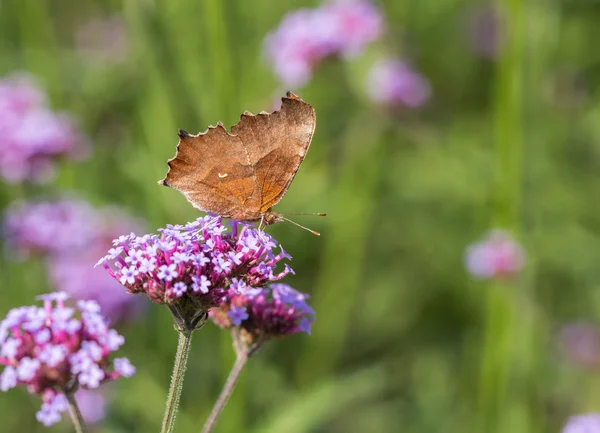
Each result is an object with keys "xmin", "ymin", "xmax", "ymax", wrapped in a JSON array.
[
  {"xmin": 464, "ymin": 229, "xmax": 525, "ymax": 280},
  {"xmin": 322, "ymin": 0, "xmax": 384, "ymax": 58},
  {"xmin": 265, "ymin": 1, "xmax": 384, "ymax": 86},
  {"xmin": 98, "ymin": 217, "xmax": 295, "ymax": 331},
  {"xmin": 4, "ymin": 199, "xmax": 100, "ymax": 259},
  {"xmin": 0, "ymin": 293, "xmax": 135, "ymax": 426},
  {"xmin": 0, "ymin": 74, "xmax": 89, "ymax": 183},
  {"xmin": 367, "ymin": 58, "xmax": 431, "ymax": 107},
  {"xmin": 98, "ymin": 216, "xmax": 294, "ymax": 306}
]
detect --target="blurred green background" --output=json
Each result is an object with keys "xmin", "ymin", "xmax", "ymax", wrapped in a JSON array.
[{"xmin": 2, "ymin": 0, "xmax": 600, "ymax": 432}]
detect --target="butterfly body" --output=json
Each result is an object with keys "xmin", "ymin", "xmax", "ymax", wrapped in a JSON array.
[{"xmin": 159, "ymin": 92, "xmax": 316, "ymax": 224}]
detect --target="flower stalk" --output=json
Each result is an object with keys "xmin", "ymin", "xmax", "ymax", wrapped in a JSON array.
[
  {"xmin": 200, "ymin": 352, "xmax": 249, "ymax": 433},
  {"xmin": 161, "ymin": 329, "xmax": 194, "ymax": 433},
  {"xmin": 65, "ymin": 391, "xmax": 88, "ymax": 433}
]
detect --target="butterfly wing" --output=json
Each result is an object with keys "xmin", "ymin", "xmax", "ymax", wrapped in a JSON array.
[
  {"xmin": 159, "ymin": 92, "xmax": 316, "ymax": 221},
  {"xmin": 230, "ymin": 92, "xmax": 316, "ymax": 213},
  {"xmin": 159, "ymin": 124, "xmax": 262, "ymax": 220}
]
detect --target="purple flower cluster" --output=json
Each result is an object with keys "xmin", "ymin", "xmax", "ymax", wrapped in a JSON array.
[
  {"xmin": 0, "ymin": 74, "xmax": 88, "ymax": 183},
  {"xmin": 0, "ymin": 292, "xmax": 135, "ymax": 426},
  {"xmin": 563, "ymin": 414, "xmax": 600, "ymax": 433},
  {"xmin": 210, "ymin": 283, "xmax": 315, "ymax": 345},
  {"xmin": 4, "ymin": 199, "xmax": 100, "ymax": 259},
  {"xmin": 367, "ymin": 58, "xmax": 431, "ymax": 108},
  {"xmin": 464, "ymin": 229, "xmax": 525, "ymax": 280},
  {"xmin": 4, "ymin": 198, "xmax": 145, "ymax": 320},
  {"xmin": 97, "ymin": 216, "xmax": 294, "ymax": 328},
  {"xmin": 265, "ymin": 1, "xmax": 384, "ymax": 86}
]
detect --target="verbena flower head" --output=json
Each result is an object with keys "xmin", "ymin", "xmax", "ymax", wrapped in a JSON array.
[
  {"xmin": 265, "ymin": 1, "xmax": 383, "ymax": 87},
  {"xmin": 0, "ymin": 73, "xmax": 89, "ymax": 183},
  {"xmin": 4, "ymin": 199, "xmax": 100, "ymax": 260},
  {"xmin": 0, "ymin": 292, "xmax": 135, "ymax": 426},
  {"xmin": 97, "ymin": 216, "xmax": 294, "ymax": 331},
  {"xmin": 367, "ymin": 58, "xmax": 431, "ymax": 108},
  {"xmin": 464, "ymin": 229, "xmax": 525, "ymax": 280},
  {"xmin": 210, "ymin": 283, "xmax": 314, "ymax": 353},
  {"xmin": 563, "ymin": 414, "xmax": 600, "ymax": 433},
  {"xmin": 559, "ymin": 322, "xmax": 600, "ymax": 369}
]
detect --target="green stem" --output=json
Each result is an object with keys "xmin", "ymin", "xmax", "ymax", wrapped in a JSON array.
[
  {"xmin": 200, "ymin": 354, "xmax": 248, "ymax": 433},
  {"xmin": 65, "ymin": 391, "xmax": 88, "ymax": 433},
  {"xmin": 161, "ymin": 330, "xmax": 194, "ymax": 433},
  {"xmin": 478, "ymin": 0, "xmax": 528, "ymax": 431}
]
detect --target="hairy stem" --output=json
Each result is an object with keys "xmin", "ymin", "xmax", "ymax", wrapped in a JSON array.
[
  {"xmin": 161, "ymin": 330, "xmax": 193, "ymax": 433},
  {"xmin": 200, "ymin": 354, "xmax": 248, "ymax": 433}
]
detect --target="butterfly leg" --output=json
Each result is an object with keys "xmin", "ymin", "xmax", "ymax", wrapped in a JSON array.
[{"xmin": 257, "ymin": 215, "xmax": 268, "ymax": 241}]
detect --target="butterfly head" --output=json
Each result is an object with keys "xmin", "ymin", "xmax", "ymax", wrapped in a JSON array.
[{"xmin": 263, "ymin": 211, "xmax": 285, "ymax": 226}]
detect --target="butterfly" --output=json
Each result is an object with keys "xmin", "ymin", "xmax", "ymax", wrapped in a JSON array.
[{"xmin": 159, "ymin": 92, "xmax": 323, "ymax": 233}]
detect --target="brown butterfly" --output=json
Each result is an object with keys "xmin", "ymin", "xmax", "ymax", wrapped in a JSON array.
[{"xmin": 159, "ymin": 92, "xmax": 324, "ymax": 234}]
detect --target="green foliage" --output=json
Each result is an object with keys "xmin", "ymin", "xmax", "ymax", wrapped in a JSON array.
[{"xmin": 1, "ymin": 0, "xmax": 599, "ymax": 432}]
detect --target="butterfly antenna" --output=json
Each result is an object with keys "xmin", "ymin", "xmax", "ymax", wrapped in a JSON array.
[
  {"xmin": 280, "ymin": 216, "xmax": 321, "ymax": 236},
  {"xmin": 280, "ymin": 212, "xmax": 327, "ymax": 217}
]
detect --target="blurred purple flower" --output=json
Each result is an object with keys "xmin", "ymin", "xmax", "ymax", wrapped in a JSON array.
[
  {"xmin": 559, "ymin": 322, "xmax": 600, "ymax": 369},
  {"xmin": 4, "ymin": 198, "xmax": 145, "ymax": 320},
  {"xmin": 75, "ymin": 16, "xmax": 128, "ymax": 64},
  {"xmin": 0, "ymin": 292, "xmax": 135, "ymax": 426},
  {"xmin": 563, "ymin": 414, "xmax": 600, "ymax": 433},
  {"xmin": 367, "ymin": 58, "xmax": 431, "ymax": 107},
  {"xmin": 0, "ymin": 74, "xmax": 46, "ymax": 114},
  {"xmin": 464, "ymin": 229, "xmax": 525, "ymax": 280},
  {"xmin": 322, "ymin": 0, "xmax": 384, "ymax": 58},
  {"xmin": 97, "ymin": 216, "xmax": 294, "ymax": 330},
  {"xmin": 210, "ymin": 283, "xmax": 315, "ymax": 349},
  {"xmin": 466, "ymin": 4, "xmax": 506, "ymax": 60},
  {"xmin": 4, "ymin": 199, "xmax": 100, "ymax": 260},
  {"xmin": 75, "ymin": 388, "xmax": 106, "ymax": 425},
  {"xmin": 265, "ymin": 1, "xmax": 383, "ymax": 87},
  {"xmin": 0, "ymin": 74, "xmax": 89, "ymax": 184}
]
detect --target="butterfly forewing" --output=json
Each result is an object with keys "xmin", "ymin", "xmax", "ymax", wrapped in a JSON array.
[
  {"xmin": 159, "ymin": 124, "xmax": 260, "ymax": 219},
  {"xmin": 159, "ymin": 92, "xmax": 316, "ymax": 222}
]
